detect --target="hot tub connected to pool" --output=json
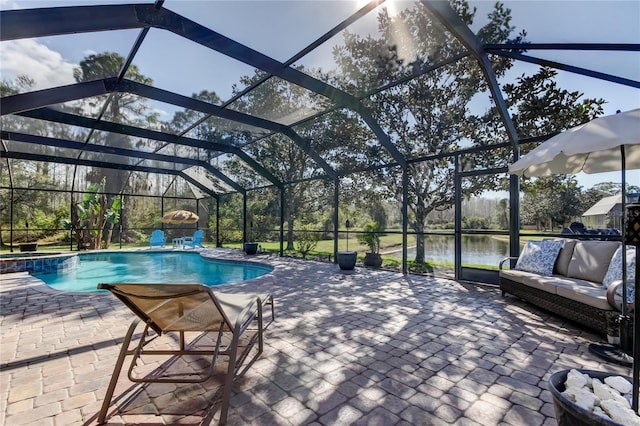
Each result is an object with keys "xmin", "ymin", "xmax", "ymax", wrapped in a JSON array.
[{"xmin": 0, "ymin": 252, "xmax": 78, "ymax": 274}]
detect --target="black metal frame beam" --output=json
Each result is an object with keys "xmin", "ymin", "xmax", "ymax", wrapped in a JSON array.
[
  {"xmin": 1, "ymin": 79, "xmax": 107, "ymax": 115},
  {"xmin": 487, "ymin": 50, "xmax": 640, "ymax": 89},
  {"xmin": 3, "ymin": 1, "xmax": 634, "ymax": 276},
  {"xmin": 1, "ymin": 77, "xmax": 333, "ymax": 182},
  {"xmin": 118, "ymin": 80, "xmax": 337, "ymax": 179},
  {"xmin": 179, "ymin": 172, "xmax": 222, "ymax": 200},
  {"xmin": 186, "ymin": 0, "xmax": 385, "ymax": 136},
  {"xmin": 1, "ymin": 130, "xmax": 244, "ymax": 194},
  {"xmin": 0, "ymin": 184, "xmax": 207, "ymax": 201},
  {"xmin": 3, "ymin": 151, "xmax": 217, "ymax": 198},
  {"xmin": 484, "ymin": 43, "xmax": 640, "ymax": 51},
  {"xmin": 420, "ymin": 1, "xmax": 519, "ymax": 153},
  {"xmin": 18, "ymin": 107, "xmax": 281, "ymax": 187},
  {"xmin": 419, "ymin": 0, "xmax": 522, "ymax": 279},
  {"xmin": 0, "ymin": 4, "xmax": 405, "ymax": 170}
]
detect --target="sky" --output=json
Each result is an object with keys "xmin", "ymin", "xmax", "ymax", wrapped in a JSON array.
[{"xmin": 1, "ymin": 0, "xmax": 638, "ymax": 190}]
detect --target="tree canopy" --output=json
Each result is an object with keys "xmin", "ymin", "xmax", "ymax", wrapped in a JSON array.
[{"xmin": 0, "ymin": 1, "xmax": 624, "ymax": 258}]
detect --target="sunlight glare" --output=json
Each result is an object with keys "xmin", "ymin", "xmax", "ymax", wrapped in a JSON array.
[
  {"xmin": 384, "ymin": 0, "xmax": 398, "ymax": 17},
  {"xmin": 385, "ymin": 1, "xmax": 418, "ymax": 66},
  {"xmin": 355, "ymin": 0, "xmax": 395, "ymax": 15}
]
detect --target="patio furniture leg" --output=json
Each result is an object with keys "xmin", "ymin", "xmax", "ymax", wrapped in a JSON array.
[
  {"xmin": 257, "ymin": 299, "xmax": 264, "ymax": 354},
  {"xmin": 97, "ymin": 319, "xmax": 140, "ymax": 424},
  {"xmin": 219, "ymin": 330, "xmax": 241, "ymax": 425},
  {"xmin": 218, "ymin": 297, "xmax": 264, "ymax": 424},
  {"xmin": 260, "ymin": 294, "xmax": 275, "ymax": 330}
]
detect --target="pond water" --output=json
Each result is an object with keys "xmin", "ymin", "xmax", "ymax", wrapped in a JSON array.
[{"xmin": 389, "ymin": 235, "xmax": 510, "ymax": 267}]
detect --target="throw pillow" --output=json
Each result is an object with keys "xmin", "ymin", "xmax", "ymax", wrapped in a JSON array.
[
  {"xmin": 615, "ymin": 283, "xmax": 635, "ymax": 305},
  {"xmin": 602, "ymin": 245, "xmax": 636, "ymax": 289},
  {"xmin": 553, "ymin": 239, "xmax": 577, "ymax": 276},
  {"xmin": 567, "ymin": 240, "xmax": 620, "ymax": 283},
  {"xmin": 515, "ymin": 240, "xmax": 564, "ymax": 276}
]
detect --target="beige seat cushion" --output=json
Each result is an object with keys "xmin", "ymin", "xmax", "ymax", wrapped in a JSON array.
[
  {"xmin": 500, "ymin": 269, "xmax": 534, "ymax": 285},
  {"xmin": 553, "ymin": 239, "xmax": 577, "ymax": 276},
  {"xmin": 520, "ymin": 274, "xmax": 599, "ymax": 295},
  {"xmin": 567, "ymin": 241, "xmax": 620, "ymax": 284},
  {"xmin": 501, "ymin": 266, "xmax": 616, "ymax": 311},
  {"xmin": 555, "ymin": 283, "xmax": 613, "ymax": 311},
  {"xmin": 519, "ymin": 274, "xmax": 562, "ymax": 294}
]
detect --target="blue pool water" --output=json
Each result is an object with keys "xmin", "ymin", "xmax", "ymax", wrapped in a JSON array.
[{"xmin": 33, "ymin": 252, "xmax": 272, "ymax": 292}]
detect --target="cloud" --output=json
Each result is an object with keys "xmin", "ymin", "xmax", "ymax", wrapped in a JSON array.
[
  {"xmin": 152, "ymin": 107, "xmax": 170, "ymax": 117},
  {"xmin": 0, "ymin": 39, "xmax": 76, "ymax": 89},
  {"xmin": 0, "ymin": 0, "xmax": 20, "ymax": 10}
]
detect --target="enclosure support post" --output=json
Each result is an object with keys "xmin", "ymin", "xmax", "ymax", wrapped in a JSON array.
[
  {"xmin": 334, "ymin": 178, "xmax": 339, "ymax": 263},
  {"xmin": 216, "ymin": 197, "xmax": 220, "ymax": 247},
  {"xmin": 619, "ymin": 146, "xmax": 628, "ymax": 318},
  {"xmin": 195, "ymin": 199, "xmax": 199, "ymax": 230},
  {"xmin": 70, "ymin": 164, "xmax": 78, "ymax": 252},
  {"xmin": 119, "ymin": 197, "xmax": 123, "ymax": 249},
  {"xmin": 242, "ymin": 194, "xmax": 247, "ymax": 244},
  {"xmin": 454, "ymin": 155, "xmax": 462, "ymax": 280},
  {"xmin": 161, "ymin": 197, "xmax": 164, "ymax": 231},
  {"xmin": 5, "ymin": 157, "xmax": 14, "ymax": 252},
  {"xmin": 69, "ymin": 190, "xmax": 74, "ymax": 252},
  {"xmin": 9, "ymin": 188, "xmax": 14, "ymax": 253},
  {"xmin": 509, "ymin": 175, "xmax": 520, "ymax": 265},
  {"xmin": 402, "ymin": 166, "xmax": 408, "ymax": 275},
  {"xmin": 279, "ymin": 186, "xmax": 285, "ymax": 257}
]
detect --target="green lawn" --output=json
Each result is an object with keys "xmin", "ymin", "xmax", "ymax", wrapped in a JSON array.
[
  {"xmin": 226, "ymin": 235, "xmax": 402, "ymax": 255},
  {"xmin": 1, "ymin": 233, "xmax": 510, "ymax": 271}
]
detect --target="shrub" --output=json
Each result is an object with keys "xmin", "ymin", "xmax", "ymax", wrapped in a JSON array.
[
  {"xmin": 357, "ymin": 221, "xmax": 384, "ymax": 254},
  {"xmin": 295, "ymin": 224, "xmax": 319, "ymax": 260}
]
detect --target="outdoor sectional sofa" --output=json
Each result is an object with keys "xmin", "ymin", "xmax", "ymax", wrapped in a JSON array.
[{"xmin": 499, "ymin": 239, "xmax": 635, "ymax": 337}]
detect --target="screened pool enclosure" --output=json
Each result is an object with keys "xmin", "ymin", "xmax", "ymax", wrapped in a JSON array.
[{"xmin": 1, "ymin": 1, "xmax": 638, "ymax": 282}]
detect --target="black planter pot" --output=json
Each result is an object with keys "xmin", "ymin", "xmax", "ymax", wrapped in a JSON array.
[
  {"xmin": 244, "ymin": 242, "xmax": 258, "ymax": 255},
  {"xmin": 363, "ymin": 253, "xmax": 382, "ymax": 268},
  {"xmin": 337, "ymin": 251, "xmax": 357, "ymax": 270},
  {"xmin": 549, "ymin": 369, "xmax": 632, "ymax": 426},
  {"xmin": 19, "ymin": 243, "xmax": 38, "ymax": 252}
]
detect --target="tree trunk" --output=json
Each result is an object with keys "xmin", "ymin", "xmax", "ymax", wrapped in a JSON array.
[
  {"xmin": 72, "ymin": 204, "xmax": 84, "ymax": 250},
  {"xmin": 286, "ymin": 215, "xmax": 295, "ymax": 251},
  {"xmin": 412, "ymin": 198, "xmax": 427, "ymax": 264},
  {"xmin": 415, "ymin": 222, "xmax": 425, "ymax": 264},
  {"xmin": 103, "ymin": 223, "xmax": 115, "ymax": 249}
]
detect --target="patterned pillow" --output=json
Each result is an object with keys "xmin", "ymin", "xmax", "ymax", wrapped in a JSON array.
[
  {"xmin": 615, "ymin": 283, "xmax": 635, "ymax": 304},
  {"xmin": 602, "ymin": 245, "xmax": 636, "ymax": 289},
  {"xmin": 515, "ymin": 240, "xmax": 564, "ymax": 276}
]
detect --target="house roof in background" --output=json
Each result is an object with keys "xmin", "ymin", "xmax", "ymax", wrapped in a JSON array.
[{"xmin": 582, "ymin": 194, "xmax": 621, "ymax": 216}]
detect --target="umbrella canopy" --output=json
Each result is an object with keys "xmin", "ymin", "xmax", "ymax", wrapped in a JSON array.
[
  {"xmin": 508, "ymin": 108, "xmax": 640, "ymax": 408},
  {"xmin": 161, "ymin": 210, "xmax": 199, "ymax": 224},
  {"xmin": 509, "ymin": 108, "xmax": 640, "ymax": 177}
]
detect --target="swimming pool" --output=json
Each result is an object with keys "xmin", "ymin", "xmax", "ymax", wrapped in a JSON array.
[{"xmin": 33, "ymin": 252, "xmax": 273, "ymax": 292}]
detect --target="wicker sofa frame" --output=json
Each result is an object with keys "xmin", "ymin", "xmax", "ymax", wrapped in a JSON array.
[
  {"xmin": 499, "ymin": 275, "xmax": 621, "ymax": 336},
  {"xmin": 498, "ymin": 238, "xmax": 633, "ymax": 338}
]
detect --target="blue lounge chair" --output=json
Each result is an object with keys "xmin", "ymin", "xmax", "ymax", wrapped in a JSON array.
[
  {"xmin": 183, "ymin": 229, "xmax": 205, "ymax": 249},
  {"xmin": 149, "ymin": 230, "xmax": 167, "ymax": 247}
]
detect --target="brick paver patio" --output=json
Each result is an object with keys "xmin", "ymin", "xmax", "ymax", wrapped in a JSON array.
[{"xmin": 0, "ymin": 249, "xmax": 630, "ymax": 425}]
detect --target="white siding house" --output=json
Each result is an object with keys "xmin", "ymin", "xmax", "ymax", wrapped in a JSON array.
[{"xmin": 582, "ymin": 193, "xmax": 640, "ymax": 230}]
